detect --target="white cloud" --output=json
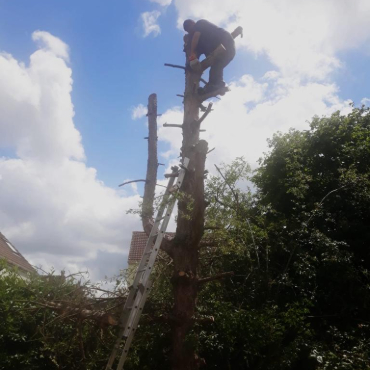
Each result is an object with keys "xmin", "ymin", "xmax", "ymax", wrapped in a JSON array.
[
  {"xmin": 131, "ymin": 103, "xmax": 147, "ymax": 120},
  {"xmin": 0, "ymin": 32, "xmax": 142, "ymax": 279},
  {"xmin": 141, "ymin": 11, "xmax": 161, "ymax": 38},
  {"xmin": 32, "ymin": 31, "xmax": 70, "ymax": 62},
  {"xmin": 157, "ymin": 74, "xmax": 352, "ymax": 173},
  {"xmin": 361, "ymin": 97, "xmax": 370, "ymax": 106},
  {"xmin": 158, "ymin": 106, "xmax": 183, "ymax": 159},
  {"xmin": 149, "ymin": 0, "xmax": 172, "ymax": 6},
  {"xmin": 3, "ymin": 1, "xmax": 370, "ymax": 280},
  {"xmin": 153, "ymin": 0, "xmax": 369, "ymax": 172},
  {"xmin": 262, "ymin": 71, "xmax": 280, "ymax": 81},
  {"xmin": 0, "ymin": 34, "xmax": 83, "ymax": 163},
  {"xmin": 173, "ymin": 0, "xmax": 370, "ymax": 80}
]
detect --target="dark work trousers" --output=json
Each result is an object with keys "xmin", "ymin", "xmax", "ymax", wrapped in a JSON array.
[{"xmin": 208, "ymin": 36, "xmax": 236, "ymax": 86}]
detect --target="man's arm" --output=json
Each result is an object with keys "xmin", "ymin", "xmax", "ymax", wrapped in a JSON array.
[{"xmin": 190, "ymin": 31, "xmax": 200, "ymax": 59}]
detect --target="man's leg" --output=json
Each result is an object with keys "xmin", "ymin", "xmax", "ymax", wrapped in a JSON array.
[
  {"xmin": 209, "ymin": 59, "xmax": 225, "ymax": 87},
  {"xmin": 198, "ymin": 59, "xmax": 226, "ymax": 95},
  {"xmin": 207, "ymin": 43, "xmax": 236, "ymax": 90}
]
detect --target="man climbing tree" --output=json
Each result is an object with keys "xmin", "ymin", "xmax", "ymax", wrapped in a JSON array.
[{"xmin": 183, "ymin": 19, "xmax": 236, "ymax": 95}]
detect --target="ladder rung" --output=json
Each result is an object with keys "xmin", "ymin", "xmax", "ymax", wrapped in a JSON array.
[
  {"xmin": 129, "ymin": 282, "xmax": 146, "ymax": 291},
  {"xmin": 169, "ymin": 185, "xmax": 179, "ymax": 193},
  {"xmin": 106, "ymin": 157, "xmax": 190, "ymax": 370},
  {"xmin": 125, "ymin": 305, "xmax": 139, "ymax": 310}
]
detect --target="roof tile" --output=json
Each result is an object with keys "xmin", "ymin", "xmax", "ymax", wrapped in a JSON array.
[
  {"xmin": 0, "ymin": 232, "xmax": 35, "ymax": 273},
  {"xmin": 127, "ymin": 231, "xmax": 174, "ymax": 264}
]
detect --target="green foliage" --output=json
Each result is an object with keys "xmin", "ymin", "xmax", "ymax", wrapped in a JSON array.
[
  {"xmin": 2, "ymin": 108, "xmax": 370, "ymax": 369},
  {"xmin": 0, "ymin": 262, "xmax": 123, "ymax": 370},
  {"xmin": 251, "ymin": 107, "xmax": 370, "ymax": 369}
]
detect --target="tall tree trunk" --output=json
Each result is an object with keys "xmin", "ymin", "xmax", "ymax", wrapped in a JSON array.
[
  {"xmin": 169, "ymin": 47, "xmax": 208, "ymax": 370},
  {"xmin": 143, "ymin": 27, "xmax": 242, "ymax": 369}
]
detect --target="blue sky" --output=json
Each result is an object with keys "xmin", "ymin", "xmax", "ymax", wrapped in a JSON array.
[
  {"xmin": 0, "ymin": 0, "xmax": 277, "ymax": 188},
  {"xmin": 0, "ymin": 0, "xmax": 370, "ymax": 279},
  {"xmin": 2, "ymin": 0, "xmax": 368, "ymax": 187}
]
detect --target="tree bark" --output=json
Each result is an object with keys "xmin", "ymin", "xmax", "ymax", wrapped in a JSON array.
[
  {"xmin": 142, "ymin": 93, "xmax": 158, "ymax": 235},
  {"xmin": 142, "ymin": 93, "xmax": 173, "ymax": 255},
  {"xmin": 169, "ymin": 40, "xmax": 208, "ymax": 370}
]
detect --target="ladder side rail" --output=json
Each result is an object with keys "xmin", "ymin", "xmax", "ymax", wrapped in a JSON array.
[
  {"xmin": 119, "ymin": 174, "xmax": 176, "ymax": 330},
  {"xmin": 122, "ymin": 159, "xmax": 189, "ymax": 338},
  {"xmin": 118, "ymin": 173, "xmax": 176, "ymax": 318},
  {"xmin": 105, "ymin": 176, "xmax": 177, "ymax": 370},
  {"xmin": 116, "ymin": 281, "xmax": 153, "ymax": 370},
  {"xmin": 118, "ymin": 169, "xmax": 186, "ymax": 365},
  {"xmin": 129, "ymin": 175, "xmax": 176, "ymax": 292},
  {"xmin": 108, "ymin": 158, "xmax": 189, "ymax": 370},
  {"xmin": 135, "ymin": 157, "xmax": 188, "ymax": 291},
  {"xmin": 122, "ymin": 192, "xmax": 178, "ymax": 338}
]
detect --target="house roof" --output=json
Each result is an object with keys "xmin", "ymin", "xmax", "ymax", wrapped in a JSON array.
[
  {"xmin": 127, "ymin": 231, "xmax": 174, "ymax": 264},
  {"xmin": 0, "ymin": 232, "xmax": 35, "ymax": 273}
]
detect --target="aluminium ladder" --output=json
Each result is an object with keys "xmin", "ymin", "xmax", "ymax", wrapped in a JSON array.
[{"xmin": 106, "ymin": 157, "xmax": 190, "ymax": 370}]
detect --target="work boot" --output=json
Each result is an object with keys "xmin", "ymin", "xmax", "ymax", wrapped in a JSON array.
[{"xmin": 198, "ymin": 81, "xmax": 226, "ymax": 95}]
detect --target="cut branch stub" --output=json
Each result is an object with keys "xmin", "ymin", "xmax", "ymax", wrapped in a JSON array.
[
  {"xmin": 119, "ymin": 179, "xmax": 147, "ymax": 187},
  {"xmin": 164, "ymin": 63, "xmax": 186, "ymax": 71},
  {"xmin": 231, "ymin": 26, "xmax": 243, "ymax": 39},
  {"xmin": 199, "ymin": 104, "xmax": 207, "ymax": 112},
  {"xmin": 163, "ymin": 123, "xmax": 183, "ymax": 128},
  {"xmin": 197, "ymin": 103, "xmax": 213, "ymax": 126}
]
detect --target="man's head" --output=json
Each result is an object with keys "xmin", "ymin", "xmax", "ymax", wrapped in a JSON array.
[{"xmin": 183, "ymin": 19, "xmax": 196, "ymax": 33}]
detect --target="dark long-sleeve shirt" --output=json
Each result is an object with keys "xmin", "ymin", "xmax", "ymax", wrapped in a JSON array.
[{"xmin": 193, "ymin": 19, "xmax": 233, "ymax": 56}]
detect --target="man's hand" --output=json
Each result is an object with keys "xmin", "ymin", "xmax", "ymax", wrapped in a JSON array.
[
  {"xmin": 189, "ymin": 53, "xmax": 197, "ymax": 62},
  {"xmin": 190, "ymin": 31, "xmax": 201, "ymax": 60}
]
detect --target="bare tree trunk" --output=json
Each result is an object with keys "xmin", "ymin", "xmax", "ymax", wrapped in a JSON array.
[
  {"xmin": 141, "ymin": 90, "xmax": 205, "ymax": 368},
  {"xmin": 142, "ymin": 27, "xmax": 242, "ymax": 369},
  {"xmin": 142, "ymin": 93, "xmax": 173, "ymax": 255},
  {"xmin": 142, "ymin": 93, "xmax": 158, "ymax": 234},
  {"xmin": 168, "ymin": 43, "xmax": 208, "ymax": 370}
]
